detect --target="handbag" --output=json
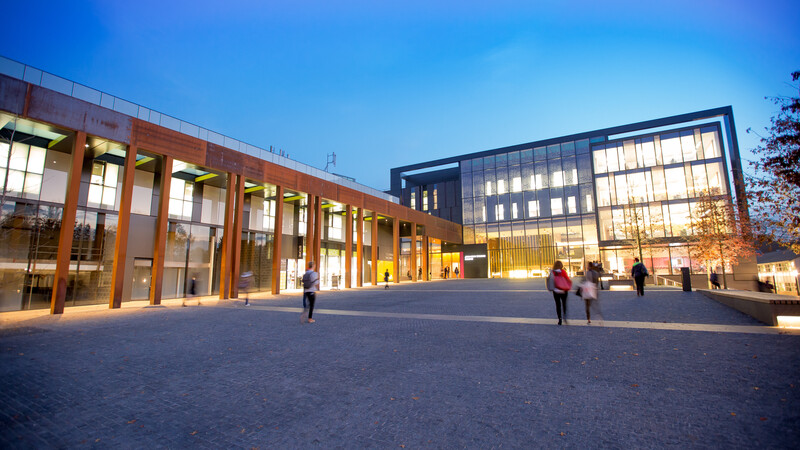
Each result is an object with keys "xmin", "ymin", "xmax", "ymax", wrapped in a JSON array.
[
  {"xmin": 554, "ymin": 272, "xmax": 572, "ymax": 291},
  {"xmin": 575, "ymin": 286, "xmax": 583, "ymax": 297}
]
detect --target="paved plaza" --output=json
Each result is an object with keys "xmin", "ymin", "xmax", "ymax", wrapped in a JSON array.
[{"xmin": 1, "ymin": 279, "xmax": 799, "ymax": 448}]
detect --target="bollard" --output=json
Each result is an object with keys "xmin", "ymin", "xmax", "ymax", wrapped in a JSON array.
[{"xmin": 681, "ymin": 267, "xmax": 692, "ymax": 291}]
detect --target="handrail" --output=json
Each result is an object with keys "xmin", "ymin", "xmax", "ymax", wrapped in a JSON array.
[{"xmin": 653, "ymin": 274, "xmax": 682, "ymax": 288}]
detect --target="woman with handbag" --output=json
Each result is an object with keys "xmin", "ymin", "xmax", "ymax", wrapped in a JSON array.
[{"xmin": 546, "ymin": 261, "xmax": 572, "ymax": 325}]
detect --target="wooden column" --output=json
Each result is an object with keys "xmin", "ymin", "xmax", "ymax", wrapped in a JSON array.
[
  {"xmin": 271, "ymin": 185, "xmax": 284, "ymax": 294},
  {"xmin": 411, "ymin": 223, "xmax": 418, "ymax": 282},
  {"xmin": 392, "ymin": 219, "xmax": 400, "ymax": 284},
  {"xmin": 356, "ymin": 208, "xmax": 364, "ymax": 287},
  {"xmin": 314, "ymin": 196, "xmax": 323, "ymax": 270},
  {"xmin": 109, "ymin": 143, "xmax": 138, "ymax": 308},
  {"xmin": 50, "ymin": 131, "xmax": 86, "ymax": 314},
  {"xmin": 149, "ymin": 155, "xmax": 173, "ymax": 305},
  {"xmin": 305, "ymin": 194, "xmax": 315, "ymax": 264},
  {"xmin": 345, "ymin": 205, "xmax": 353, "ymax": 289},
  {"xmin": 229, "ymin": 175, "xmax": 245, "ymax": 298},
  {"xmin": 422, "ymin": 235, "xmax": 429, "ymax": 281},
  {"xmin": 371, "ymin": 211, "xmax": 378, "ymax": 286},
  {"xmin": 219, "ymin": 173, "xmax": 236, "ymax": 299}
]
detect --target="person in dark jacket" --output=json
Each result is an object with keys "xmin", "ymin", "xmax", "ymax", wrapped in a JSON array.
[
  {"xmin": 631, "ymin": 257, "xmax": 649, "ymax": 296},
  {"xmin": 710, "ymin": 271, "xmax": 721, "ymax": 289}
]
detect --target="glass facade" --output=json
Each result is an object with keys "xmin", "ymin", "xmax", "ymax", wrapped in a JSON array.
[{"xmin": 457, "ymin": 124, "xmax": 733, "ymax": 278}]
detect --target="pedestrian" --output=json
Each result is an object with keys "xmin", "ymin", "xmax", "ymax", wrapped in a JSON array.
[
  {"xmin": 631, "ymin": 257, "xmax": 649, "ymax": 296},
  {"xmin": 581, "ymin": 263, "xmax": 602, "ymax": 325},
  {"xmin": 710, "ymin": 271, "xmax": 721, "ymax": 289},
  {"xmin": 596, "ymin": 261, "xmax": 606, "ymax": 290},
  {"xmin": 239, "ymin": 271, "xmax": 253, "ymax": 305},
  {"xmin": 444, "ymin": 266, "xmax": 449, "ymax": 278},
  {"xmin": 301, "ymin": 262, "xmax": 320, "ymax": 323},
  {"xmin": 384, "ymin": 269, "xmax": 390, "ymax": 289},
  {"xmin": 454, "ymin": 266, "xmax": 459, "ymax": 278},
  {"xmin": 546, "ymin": 260, "xmax": 572, "ymax": 325},
  {"xmin": 418, "ymin": 267, "xmax": 422, "ymax": 280},
  {"xmin": 183, "ymin": 274, "xmax": 198, "ymax": 307}
]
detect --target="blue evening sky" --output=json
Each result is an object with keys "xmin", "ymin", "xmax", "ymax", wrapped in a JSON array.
[{"xmin": 4, "ymin": 0, "xmax": 799, "ymax": 190}]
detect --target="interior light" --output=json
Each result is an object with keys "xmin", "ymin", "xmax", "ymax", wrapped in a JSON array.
[
  {"xmin": 609, "ymin": 285, "xmax": 634, "ymax": 291},
  {"xmin": 85, "ymin": 144, "xmax": 89, "ymax": 148},
  {"xmin": 776, "ymin": 316, "xmax": 800, "ymax": 329}
]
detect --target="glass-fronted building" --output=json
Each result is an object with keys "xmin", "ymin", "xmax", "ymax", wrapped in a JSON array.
[
  {"xmin": 391, "ymin": 107, "xmax": 754, "ymax": 281},
  {"xmin": 0, "ymin": 56, "xmax": 462, "ymax": 313}
]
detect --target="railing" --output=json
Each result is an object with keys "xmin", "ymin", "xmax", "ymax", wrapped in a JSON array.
[
  {"xmin": 0, "ymin": 55, "xmax": 398, "ymax": 203},
  {"xmin": 653, "ymin": 274, "xmax": 682, "ymax": 288}
]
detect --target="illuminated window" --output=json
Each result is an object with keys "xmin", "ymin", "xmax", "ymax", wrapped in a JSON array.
[
  {"xmin": 512, "ymin": 177, "xmax": 522, "ymax": 192},
  {"xmin": 551, "ymin": 198, "xmax": 563, "ymax": 215},
  {"xmin": 567, "ymin": 196, "xmax": 577, "ymax": 214},
  {"xmin": 495, "ymin": 204, "xmax": 505, "ymax": 220},
  {"xmin": 88, "ymin": 161, "xmax": 119, "ymax": 209},
  {"xmin": 486, "ymin": 181, "xmax": 493, "ymax": 196},
  {"xmin": 422, "ymin": 189, "xmax": 428, "ymax": 211},
  {"xmin": 328, "ymin": 213, "xmax": 343, "ymax": 240},
  {"xmin": 551, "ymin": 170, "xmax": 564, "ymax": 187},
  {"xmin": 433, "ymin": 187, "xmax": 438, "ymax": 209},
  {"xmin": 263, "ymin": 199, "xmax": 276, "ymax": 232},
  {"xmin": 528, "ymin": 200, "xmax": 540, "ymax": 218},
  {"xmin": 497, "ymin": 179, "xmax": 506, "ymax": 194},
  {"xmin": 511, "ymin": 202, "xmax": 519, "ymax": 219},
  {"xmin": 410, "ymin": 190, "xmax": 416, "ymax": 209},
  {"xmin": 585, "ymin": 194, "xmax": 594, "ymax": 212},
  {"xmin": 169, "ymin": 178, "xmax": 193, "ymax": 220},
  {"xmin": 1, "ymin": 143, "xmax": 47, "ymax": 200}
]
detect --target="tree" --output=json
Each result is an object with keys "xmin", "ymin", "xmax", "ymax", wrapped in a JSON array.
[
  {"xmin": 614, "ymin": 204, "xmax": 659, "ymax": 263},
  {"xmin": 689, "ymin": 190, "xmax": 755, "ymax": 289},
  {"xmin": 747, "ymin": 70, "xmax": 800, "ymax": 254}
]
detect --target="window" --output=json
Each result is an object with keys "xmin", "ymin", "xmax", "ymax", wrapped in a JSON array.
[
  {"xmin": 567, "ymin": 196, "xmax": 577, "ymax": 214},
  {"xmin": 88, "ymin": 161, "xmax": 119, "ymax": 209},
  {"xmin": 486, "ymin": 181, "xmax": 493, "ymax": 196},
  {"xmin": 511, "ymin": 202, "xmax": 519, "ymax": 219},
  {"xmin": 606, "ymin": 145, "xmax": 620, "ymax": 172},
  {"xmin": 410, "ymin": 190, "xmax": 416, "ymax": 209},
  {"xmin": 263, "ymin": 199, "xmax": 276, "ymax": 232},
  {"xmin": 169, "ymin": 178, "xmax": 193, "ymax": 220},
  {"xmin": 497, "ymin": 179, "xmax": 506, "ymax": 194},
  {"xmin": 433, "ymin": 187, "xmax": 438, "ymax": 209},
  {"xmin": 680, "ymin": 131, "xmax": 697, "ymax": 162},
  {"xmin": 641, "ymin": 138, "xmax": 657, "ymax": 167},
  {"xmin": 665, "ymin": 167, "xmax": 688, "ymax": 199},
  {"xmin": 422, "ymin": 189, "xmax": 428, "ymax": 211},
  {"xmin": 593, "ymin": 149, "xmax": 607, "ymax": 174},
  {"xmin": 596, "ymin": 177, "xmax": 611, "ymax": 207},
  {"xmin": 0, "ymin": 143, "xmax": 47, "ymax": 200},
  {"xmin": 706, "ymin": 162, "xmax": 726, "ymax": 194},
  {"xmin": 511, "ymin": 177, "xmax": 522, "ymax": 193},
  {"xmin": 494, "ymin": 204, "xmax": 505, "ymax": 220},
  {"xmin": 328, "ymin": 213, "xmax": 343, "ymax": 240},
  {"xmin": 528, "ymin": 200, "xmax": 540, "ymax": 218},
  {"xmin": 551, "ymin": 198, "xmax": 563, "ymax": 215},
  {"xmin": 585, "ymin": 194, "xmax": 594, "ymax": 212},
  {"xmin": 660, "ymin": 133, "xmax": 682, "ymax": 164},
  {"xmin": 701, "ymin": 127, "xmax": 721, "ymax": 158},
  {"xmin": 615, "ymin": 174, "xmax": 629, "ymax": 205}
]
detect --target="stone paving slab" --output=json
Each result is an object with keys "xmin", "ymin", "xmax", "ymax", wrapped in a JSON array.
[{"xmin": 1, "ymin": 279, "xmax": 799, "ymax": 448}]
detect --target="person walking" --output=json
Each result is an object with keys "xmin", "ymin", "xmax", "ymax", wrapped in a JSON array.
[
  {"xmin": 301, "ymin": 262, "xmax": 320, "ymax": 323},
  {"xmin": 631, "ymin": 257, "xmax": 649, "ymax": 296},
  {"xmin": 710, "ymin": 271, "xmax": 721, "ymax": 289},
  {"xmin": 183, "ymin": 274, "xmax": 199, "ymax": 307},
  {"xmin": 454, "ymin": 267, "xmax": 459, "ymax": 278},
  {"xmin": 581, "ymin": 263, "xmax": 602, "ymax": 324},
  {"xmin": 384, "ymin": 269, "xmax": 390, "ymax": 289},
  {"xmin": 239, "ymin": 271, "xmax": 253, "ymax": 305},
  {"xmin": 546, "ymin": 261, "xmax": 572, "ymax": 325},
  {"xmin": 444, "ymin": 266, "xmax": 449, "ymax": 278}
]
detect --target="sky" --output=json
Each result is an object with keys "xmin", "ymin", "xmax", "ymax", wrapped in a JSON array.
[{"xmin": 4, "ymin": 0, "xmax": 799, "ymax": 191}]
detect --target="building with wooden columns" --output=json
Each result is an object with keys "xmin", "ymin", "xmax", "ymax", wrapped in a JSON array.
[{"xmin": 0, "ymin": 57, "xmax": 461, "ymax": 313}]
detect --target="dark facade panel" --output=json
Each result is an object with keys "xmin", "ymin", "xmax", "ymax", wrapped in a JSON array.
[
  {"xmin": 27, "ymin": 84, "xmax": 132, "ymax": 144},
  {"xmin": 0, "ymin": 74, "xmax": 27, "ymax": 115}
]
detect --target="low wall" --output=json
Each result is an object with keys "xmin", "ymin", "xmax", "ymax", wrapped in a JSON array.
[{"xmin": 699, "ymin": 289, "xmax": 800, "ymax": 326}]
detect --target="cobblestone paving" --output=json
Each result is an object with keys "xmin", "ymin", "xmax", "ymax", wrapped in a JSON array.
[{"xmin": 1, "ymin": 279, "xmax": 799, "ymax": 448}]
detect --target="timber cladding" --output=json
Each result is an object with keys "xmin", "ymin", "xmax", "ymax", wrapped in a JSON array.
[{"xmin": 1, "ymin": 75, "xmax": 462, "ymax": 244}]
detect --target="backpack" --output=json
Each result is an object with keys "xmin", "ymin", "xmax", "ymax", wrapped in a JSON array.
[
  {"xmin": 553, "ymin": 271, "xmax": 572, "ymax": 291},
  {"xmin": 302, "ymin": 271, "xmax": 317, "ymax": 290}
]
